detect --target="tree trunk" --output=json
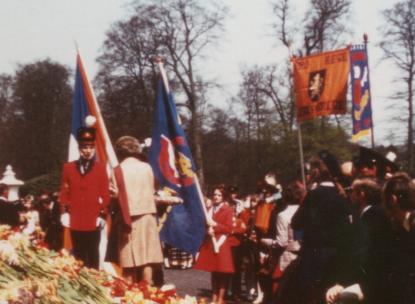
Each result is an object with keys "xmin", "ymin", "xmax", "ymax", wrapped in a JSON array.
[
  {"xmin": 193, "ymin": 124, "xmax": 205, "ymax": 188},
  {"xmin": 189, "ymin": 94, "xmax": 205, "ymax": 189},
  {"xmin": 408, "ymin": 74, "xmax": 414, "ymax": 172}
]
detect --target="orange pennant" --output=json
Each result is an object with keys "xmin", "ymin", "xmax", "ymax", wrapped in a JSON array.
[{"xmin": 292, "ymin": 48, "xmax": 350, "ymax": 122}]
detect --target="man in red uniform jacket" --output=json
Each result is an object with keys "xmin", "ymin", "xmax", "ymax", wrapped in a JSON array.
[{"xmin": 59, "ymin": 127, "xmax": 110, "ymax": 269}]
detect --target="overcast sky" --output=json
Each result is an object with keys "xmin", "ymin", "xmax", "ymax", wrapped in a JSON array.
[{"xmin": 0, "ymin": 0, "xmax": 402, "ymax": 145}]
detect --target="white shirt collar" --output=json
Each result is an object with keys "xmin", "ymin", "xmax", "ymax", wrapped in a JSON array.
[
  {"xmin": 320, "ymin": 181, "xmax": 335, "ymax": 187},
  {"xmin": 360, "ymin": 205, "xmax": 372, "ymax": 218}
]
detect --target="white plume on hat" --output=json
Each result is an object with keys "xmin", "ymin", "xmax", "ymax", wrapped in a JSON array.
[
  {"xmin": 264, "ymin": 172, "xmax": 282, "ymax": 192},
  {"xmin": 264, "ymin": 173, "xmax": 277, "ymax": 187},
  {"xmin": 85, "ymin": 115, "xmax": 97, "ymax": 127},
  {"xmin": 341, "ymin": 161, "xmax": 353, "ymax": 177},
  {"xmin": 386, "ymin": 151, "xmax": 397, "ymax": 162}
]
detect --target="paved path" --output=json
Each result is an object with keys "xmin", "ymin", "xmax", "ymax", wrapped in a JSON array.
[
  {"xmin": 163, "ymin": 267, "xmax": 252, "ymax": 303},
  {"xmin": 164, "ymin": 268, "xmax": 211, "ymax": 299}
]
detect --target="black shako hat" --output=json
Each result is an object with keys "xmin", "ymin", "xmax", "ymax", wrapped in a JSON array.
[
  {"xmin": 76, "ymin": 127, "xmax": 96, "ymax": 145},
  {"xmin": 355, "ymin": 146, "xmax": 399, "ymax": 175},
  {"xmin": 354, "ymin": 146, "xmax": 380, "ymax": 169},
  {"xmin": 318, "ymin": 149, "xmax": 342, "ymax": 179}
]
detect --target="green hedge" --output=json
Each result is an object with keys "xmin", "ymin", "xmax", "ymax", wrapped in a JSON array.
[{"xmin": 19, "ymin": 170, "xmax": 61, "ymax": 197}]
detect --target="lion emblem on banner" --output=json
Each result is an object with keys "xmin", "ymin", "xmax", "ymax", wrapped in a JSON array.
[
  {"xmin": 158, "ymin": 134, "xmax": 194, "ymax": 188},
  {"xmin": 308, "ymin": 69, "xmax": 326, "ymax": 101}
]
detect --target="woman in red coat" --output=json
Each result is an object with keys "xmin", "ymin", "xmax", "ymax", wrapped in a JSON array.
[{"xmin": 194, "ymin": 187, "xmax": 234, "ymax": 304}]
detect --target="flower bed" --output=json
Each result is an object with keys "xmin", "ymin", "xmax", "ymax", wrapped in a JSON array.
[{"xmin": 0, "ymin": 225, "xmax": 197, "ymax": 304}]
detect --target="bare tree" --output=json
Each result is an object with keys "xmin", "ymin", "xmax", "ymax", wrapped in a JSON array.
[
  {"xmin": 270, "ymin": 0, "xmax": 351, "ymax": 135},
  {"xmin": 151, "ymin": 0, "xmax": 228, "ymax": 186},
  {"xmin": 95, "ymin": 5, "xmax": 162, "ymax": 140},
  {"xmin": 302, "ymin": 0, "xmax": 351, "ymax": 54},
  {"xmin": 272, "ymin": 0, "xmax": 293, "ymax": 49},
  {"xmin": 237, "ymin": 67, "xmax": 275, "ymax": 174},
  {"xmin": 272, "ymin": 0, "xmax": 351, "ymax": 56},
  {"xmin": 96, "ymin": 0, "xmax": 228, "ymax": 186},
  {"xmin": 380, "ymin": 0, "xmax": 415, "ymax": 172},
  {"xmin": 234, "ymin": 64, "xmax": 295, "ymax": 140},
  {"xmin": 256, "ymin": 64, "xmax": 295, "ymax": 138}
]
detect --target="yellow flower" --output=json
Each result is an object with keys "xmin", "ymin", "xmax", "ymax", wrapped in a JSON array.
[
  {"xmin": 0, "ymin": 281, "xmax": 27, "ymax": 301},
  {"xmin": 0, "ymin": 225, "xmax": 11, "ymax": 240},
  {"xmin": 0, "ymin": 240, "xmax": 19, "ymax": 265},
  {"xmin": 8, "ymin": 232, "xmax": 30, "ymax": 249}
]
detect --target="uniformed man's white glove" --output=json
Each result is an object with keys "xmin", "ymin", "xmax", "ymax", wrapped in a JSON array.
[
  {"xmin": 96, "ymin": 217, "xmax": 106, "ymax": 229},
  {"xmin": 60, "ymin": 213, "xmax": 70, "ymax": 228}
]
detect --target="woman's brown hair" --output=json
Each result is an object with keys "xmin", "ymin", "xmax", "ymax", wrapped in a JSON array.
[{"xmin": 383, "ymin": 172, "xmax": 415, "ymax": 211}]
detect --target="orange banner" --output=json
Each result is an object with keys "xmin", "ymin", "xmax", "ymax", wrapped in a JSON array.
[{"xmin": 292, "ymin": 48, "xmax": 349, "ymax": 122}]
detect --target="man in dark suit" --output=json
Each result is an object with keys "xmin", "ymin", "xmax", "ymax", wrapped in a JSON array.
[
  {"xmin": 326, "ymin": 178, "xmax": 393, "ymax": 304},
  {"xmin": 282, "ymin": 153, "xmax": 352, "ymax": 304},
  {"xmin": 59, "ymin": 127, "xmax": 109, "ymax": 269}
]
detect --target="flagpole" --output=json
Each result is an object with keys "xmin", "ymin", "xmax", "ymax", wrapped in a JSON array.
[
  {"xmin": 297, "ymin": 123, "xmax": 306, "ymax": 186},
  {"xmin": 153, "ymin": 56, "xmax": 220, "ymax": 253},
  {"xmin": 363, "ymin": 33, "xmax": 375, "ymax": 149},
  {"xmin": 288, "ymin": 44, "xmax": 307, "ymax": 187},
  {"xmin": 76, "ymin": 51, "xmax": 118, "ymax": 168},
  {"xmin": 73, "ymin": 40, "xmax": 79, "ymax": 55}
]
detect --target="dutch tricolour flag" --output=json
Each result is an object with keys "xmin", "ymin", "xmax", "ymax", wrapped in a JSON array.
[{"xmin": 67, "ymin": 52, "xmax": 119, "ymax": 274}]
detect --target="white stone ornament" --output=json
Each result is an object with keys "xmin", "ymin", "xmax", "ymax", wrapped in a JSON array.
[{"xmin": 0, "ymin": 165, "xmax": 24, "ymax": 201}]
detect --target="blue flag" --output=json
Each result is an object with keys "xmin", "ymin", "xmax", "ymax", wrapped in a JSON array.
[
  {"xmin": 149, "ymin": 78, "xmax": 206, "ymax": 255},
  {"xmin": 350, "ymin": 44, "xmax": 373, "ymax": 142},
  {"xmin": 68, "ymin": 55, "xmax": 91, "ymax": 161}
]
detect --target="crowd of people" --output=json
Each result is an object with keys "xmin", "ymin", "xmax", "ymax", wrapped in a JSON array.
[
  {"xmin": 192, "ymin": 147, "xmax": 415, "ymax": 304},
  {"xmin": 1, "ymin": 123, "xmax": 415, "ymax": 304},
  {"xmin": 0, "ymin": 185, "xmax": 63, "ymax": 250}
]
